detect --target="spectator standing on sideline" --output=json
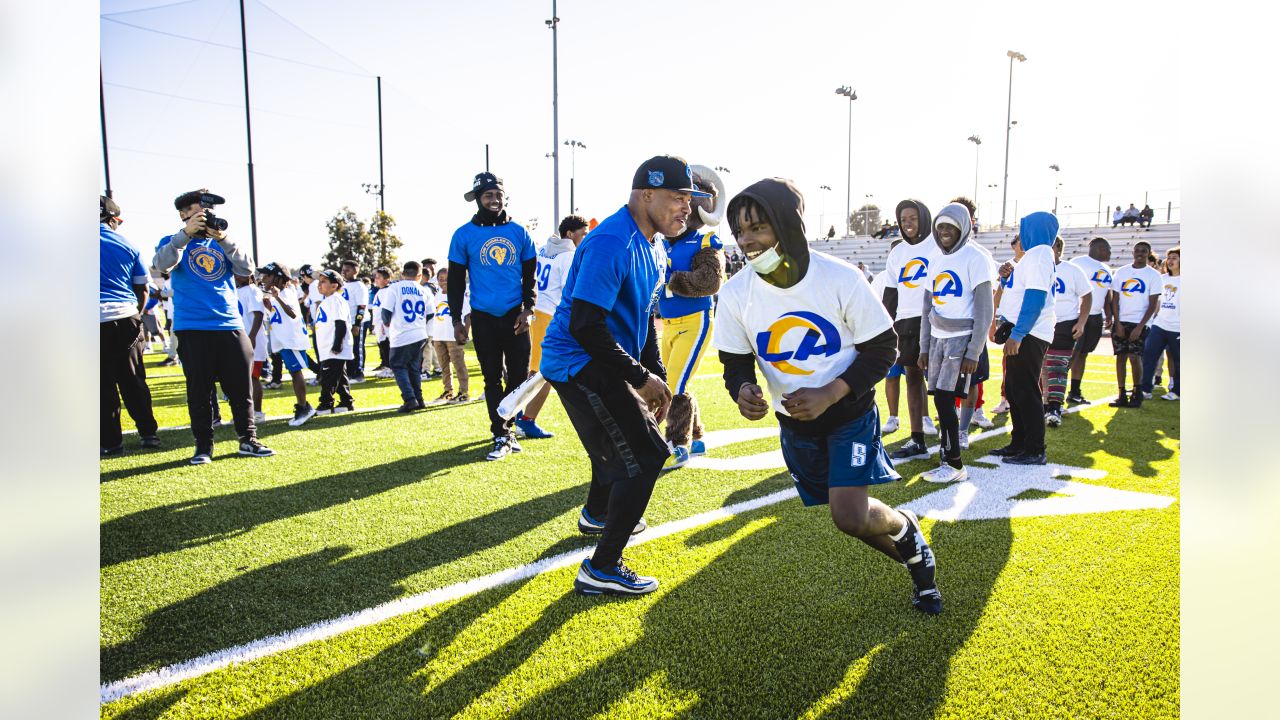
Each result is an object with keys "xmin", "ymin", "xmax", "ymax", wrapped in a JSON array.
[
  {"xmin": 991, "ymin": 212, "xmax": 1058, "ymax": 465},
  {"xmin": 234, "ymin": 272, "xmax": 268, "ymax": 423},
  {"xmin": 1108, "ymin": 241, "xmax": 1162, "ymax": 408},
  {"xmin": 430, "ymin": 267, "xmax": 471, "ymax": 404},
  {"xmin": 100, "ymin": 195, "xmax": 160, "ymax": 455},
  {"xmin": 152, "ymin": 189, "xmax": 273, "ymax": 463},
  {"xmin": 382, "ymin": 260, "xmax": 431, "ymax": 412},
  {"xmin": 338, "ymin": 259, "xmax": 368, "ymax": 383},
  {"xmin": 447, "ymin": 172, "xmax": 538, "ymax": 461},
  {"xmin": 540, "ymin": 155, "xmax": 694, "ymax": 596},
  {"xmin": 1067, "ymin": 237, "xmax": 1114, "ymax": 404},
  {"xmin": 1139, "ymin": 246, "xmax": 1180, "ymax": 400},
  {"xmin": 518, "ymin": 217, "xmax": 589, "ymax": 438}
]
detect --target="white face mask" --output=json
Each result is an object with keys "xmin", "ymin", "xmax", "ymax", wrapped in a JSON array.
[{"xmin": 748, "ymin": 245, "xmax": 784, "ymax": 274}]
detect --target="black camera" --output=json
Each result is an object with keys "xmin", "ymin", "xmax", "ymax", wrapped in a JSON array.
[{"xmin": 195, "ymin": 192, "xmax": 229, "ymax": 237}]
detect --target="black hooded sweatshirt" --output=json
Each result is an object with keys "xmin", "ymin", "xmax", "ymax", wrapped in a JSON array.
[
  {"xmin": 881, "ymin": 199, "xmax": 932, "ymax": 320},
  {"xmin": 719, "ymin": 178, "xmax": 898, "ymax": 436}
]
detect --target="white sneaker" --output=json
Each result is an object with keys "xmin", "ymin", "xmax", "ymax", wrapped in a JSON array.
[
  {"xmin": 959, "ymin": 429, "xmax": 970, "ymax": 450},
  {"xmin": 881, "ymin": 415, "xmax": 900, "ymax": 434},
  {"xmin": 921, "ymin": 464, "xmax": 968, "ymax": 484},
  {"xmin": 992, "ymin": 399, "xmax": 1010, "ymax": 414},
  {"xmin": 971, "ymin": 408, "xmax": 994, "ymax": 429},
  {"xmin": 377, "ymin": 368, "xmax": 395, "ymax": 379},
  {"xmin": 254, "ymin": 411, "xmax": 266, "ymax": 424},
  {"xmin": 921, "ymin": 416, "xmax": 938, "ymax": 435},
  {"xmin": 1141, "ymin": 392, "xmax": 1153, "ymax": 400},
  {"xmin": 1161, "ymin": 392, "xmax": 1179, "ymax": 401}
]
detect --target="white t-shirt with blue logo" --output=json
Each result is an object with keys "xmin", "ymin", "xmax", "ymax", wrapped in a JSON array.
[
  {"xmin": 713, "ymin": 251, "xmax": 893, "ymax": 416},
  {"xmin": 340, "ymin": 279, "xmax": 366, "ymax": 323},
  {"xmin": 371, "ymin": 286, "xmax": 390, "ymax": 340},
  {"xmin": 268, "ymin": 285, "xmax": 310, "ymax": 352},
  {"xmin": 998, "ymin": 244, "xmax": 1057, "ymax": 343},
  {"xmin": 922, "ymin": 243, "xmax": 997, "ymax": 339},
  {"xmin": 1051, "ymin": 260, "xmax": 1093, "ymax": 323},
  {"xmin": 1070, "ymin": 255, "xmax": 1112, "ymax": 317},
  {"xmin": 534, "ymin": 246, "xmax": 576, "ymax": 316},
  {"xmin": 432, "ymin": 289, "xmax": 470, "ymax": 342},
  {"xmin": 1112, "ymin": 264, "xmax": 1163, "ymax": 324},
  {"xmin": 1152, "ymin": 275, "xmax": 1180, "ymax": 333},
  {"xmin": 382, "ymin": 279, "xmax": 430, "ymax": 347},
  {"xmin": 314, "ymin": 292, "xmax": 354, "ymax": 361},
  {"xmin": 884, "ymin": 237, "xmax": 940, "ymax": 322},
  {"xmin": 447, "ymin": 222, "xmax": 536, "ymax": 316},
  {"xmin": 235, "ymin": 283, "xmax": 268, "ymax": 361}
]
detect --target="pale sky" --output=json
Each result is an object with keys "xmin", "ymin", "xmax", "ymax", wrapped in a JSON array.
[{"xmin": 100, "ymin": 0, "xmax": 1178, "ymax": 268}]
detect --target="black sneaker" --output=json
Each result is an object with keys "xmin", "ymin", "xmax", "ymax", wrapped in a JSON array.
[
  {"xmin": 140, "ymin": 435, "xmax": 162, "ymax": 449},
  {"xmin": 1109, "ymin": 391, "xmax": 1130, "ymax": 408},
  {"xmin": 101, "ymin": 445, "xmax": 125, "ymax": 457},
  {"xmin": 990, "ymin": 444, "xmax": 1025, "ymax": 457},
  {"xmin": 1065, "ymin": 391, "xmax": 1087, "ymax": 404},
  {"xmin": 396, "ymin": 402, "xmax": 419, "ymax": 413},
  {"xmin": 890, "ymin": 439, "xmax": 929, "ymax": 461},
  {"xmin": 315, "ymin": 402, "xmax": 335, "ymax": 416},
  {"xmin": 1127, "ymin": 392, "xmax": 1144, "ymax": 409},
  {"xmin": 238, "ymin": 438, "xmax": 275, "ymax": 457},
  {"xmin": 577, "ymin": 507, "xmax": 648, "ymax": 536},
  {"xmin": 1003, "ymin": 451, "xmax": 1047, "ymax": 465},
  {"xmin": 893, "ymin": 509, "xmax": 941, "ymax": 615},
  {"xmin": 288, "ymin": 402, "xmax": 316, "ymax": 427},
  {"xmin": 190, "ymin": 446, "xmax": 213, "ymax": 465},
  {"xmin": 337, "ymin": 400, "xmax": 355, "ymax": 413}
]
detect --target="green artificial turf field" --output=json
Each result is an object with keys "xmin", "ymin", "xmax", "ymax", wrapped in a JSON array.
[{"xmin": 101, "ymin": 341, "xmax": 1179, "ymax": 719}]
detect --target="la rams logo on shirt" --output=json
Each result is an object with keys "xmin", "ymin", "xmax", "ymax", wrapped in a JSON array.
[
  {"xmin": 932, "ymin": 271, "xmax": 964, "ymax": 305},
  {"xmin": 436, "ymin": 300, "xmax": 450, "ymax": 318},
  {"xmin": 186, "ymin": 245, "xmax": 228, "ymax": 282},
  {"xmin": 898, "ymin": 257, "xmax": 929, "ymax": 289},
  {"xmin": 1090, "ymin": 269, "xmax": 1111, "ymax": 288},
  {"xmin": 480, "ymin": 236, "xmax": 518, "ymax": 266},
  {"xmin": 1120, "ymin": 278, "xmax": 1146, "ymax": 296},
  {"xmin": 1002, "ymin": 269, "xmax": 1015, "ymax": 289},
  {"xmin": 1052, "ymin": 277, "xmax": 1066, "ymax": 295},
  {"xmin": 755, "ymin": 311, "xmax": 840, "ymax": 376}
]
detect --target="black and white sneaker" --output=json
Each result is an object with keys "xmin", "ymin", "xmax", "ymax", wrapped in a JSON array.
[
  {"xmin": 1065, "ymin": 391, "xmax": 1087, "ymax": 405},
  {"xmin": 336, "ymin": 400, "xmax": 355, "ymax": 414},
  {"xmin": 893, "ymin": 509, "xmax": 943, "ymax": 615},
  {"xmin": 190, "ymin": 446, "xmax": 213, "ymax": 465},
  {"xmin": 890, "ymin": 439, "xmax": 930, "ymax": 462},
  {"xmin": 573, "ymin": 558, "xmax": 658, "ymax": 596},
  {"xmin": 315, "ymin": 402, "xmax": 335, "ymax": 416},
  {"xmin": 238, "ymin": 438, "xmax": 275, "ymax": 457},
  {"xmin": 486, "ymin": 435, "xmax": 515, "ymax": 461},
  {"xmin": 139, "ymin": 435, "xmax": 162, "ymax": 449},
  {"xmin": 577, "ymin": 507, "xmax": 648, "ymax": 536},
  {"xmin": 288, "ymin": 402, "xmax": 316, "ymax": 427},
  {"xmin": 508, "ymin": 435, "xmax": 523, "ymax": 453}
]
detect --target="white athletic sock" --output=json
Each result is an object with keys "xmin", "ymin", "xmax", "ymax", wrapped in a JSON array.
[{"xmin": 888, "ymin": 514, "xmax": 910, "ymax": 542}]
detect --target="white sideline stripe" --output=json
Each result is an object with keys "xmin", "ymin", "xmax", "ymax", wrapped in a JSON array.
[
  {"xmin": 99, "ymin": 487, "xmax": 799, "ymax": 704},
  {"xmin": 102, "ymin": 395, "xmax": 1122, "ymax": 701},
  {"xmin": 123, "ymin": 402, "xmax": 417, "ymax": 435}
]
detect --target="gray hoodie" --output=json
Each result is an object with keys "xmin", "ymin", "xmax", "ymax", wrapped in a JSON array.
[{"xmin": 919, "ymin": 202, "xmax": 994, "ymax": 362}]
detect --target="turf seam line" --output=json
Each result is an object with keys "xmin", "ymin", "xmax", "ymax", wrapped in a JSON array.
[{"xmin": 100, "ymin": 395, "xmax": 1117, "ymax": 703}]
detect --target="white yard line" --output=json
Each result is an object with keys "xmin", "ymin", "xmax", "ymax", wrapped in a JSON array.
[{"xmin": 101, "ymin": 395, "xmax": 1116, "ymax": 703}]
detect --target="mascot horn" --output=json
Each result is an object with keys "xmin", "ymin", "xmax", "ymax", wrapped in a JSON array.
[{"xmin": 689, "ymin": 164, "xmax": 726, "ymax": 227}]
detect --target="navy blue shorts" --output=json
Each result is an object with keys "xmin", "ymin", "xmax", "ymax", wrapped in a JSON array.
[
  {"xmin": 780, "ymin": 406, "xmax": 902, "ymax": 507},
  {"xmin": 973, "ymin": 345, "xmax": 991, "ymax": 384}
]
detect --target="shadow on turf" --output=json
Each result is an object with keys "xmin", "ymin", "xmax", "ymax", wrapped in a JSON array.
[
  {"xmin": 225, "ymin": 492, "xmax": 1014, "ymax": 719},
  {"xmin": 101, "ymin": 481, "xmax": 591, "ymax": 684}
]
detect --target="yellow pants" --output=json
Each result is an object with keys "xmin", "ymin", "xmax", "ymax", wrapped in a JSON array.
[
  {"xmin": 528, "ymin": 310, "xmax": 553, "ymax": 372},
  {"xmin": 660, "ymin": 309, "xmax": 713, "ymax": 395}
]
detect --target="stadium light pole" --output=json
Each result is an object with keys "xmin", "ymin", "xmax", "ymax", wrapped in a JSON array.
[
  {"xmin": 835, "ymin": 85, "xmax": 857, "ymax": 236},
  {"xmin": 238, "ymin": 0, "xmax": 260, "ymax": 262},
  {"xmin": 1000, "ymin": 50, "xmax": 1026, "ymax": 230},
  {"xmin": 546, "ymin": 3, "xmax": 561, "ymax": 226},
  {"xmin": 564, "ymin": 139, "xmax": 585, "ymax": 213},
  {"xmin": 986, "ymin": 183, "xmax": 999, "ymax": 230},
  {"xmin": 819, "ymin": 184, "xmax": 831, "ymax": 236},
  {"xmin": 100, "ymin": 63, "xmax": 112, "ymax": 199},
  {"xmin": 968, "ymin": 135, "xmax": 982, "ymax": 202},
  {"xmin": 1049, "ymin": 163, "xmax": 1061, "ymax": 217}
]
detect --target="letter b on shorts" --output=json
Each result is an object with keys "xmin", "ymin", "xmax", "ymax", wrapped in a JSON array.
[{"xmin": 851, "ymin": 442, "xmax": 867, "ymax": 467}]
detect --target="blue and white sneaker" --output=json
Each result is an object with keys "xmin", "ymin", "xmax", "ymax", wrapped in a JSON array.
[
  {"xmin": 577, "ymin": 507, "xmax": 647, "ymax": 536},
  {"xmin": 663, "ymin": 445, "xmax": 690, "ymax": 471},
  {"xmin": 573, "ymin": 558, "xmax": 658, "ymax": 596},
  {"xmin": 513, "ymin": 416, "xmax": 555, "ymax": 439},
  {"xmin": 690, "ymin": 439, "xmax": 706, "ymax": 456}
]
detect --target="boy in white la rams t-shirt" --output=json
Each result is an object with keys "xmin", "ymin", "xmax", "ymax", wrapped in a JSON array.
[
  {"xmin": 1139, "ymin": 246, "xmax": 1180, "ymax": 400},
  {"xmin": 260, "ymin": 262, "xmax": 316, "ymax": 427},
  {"xmin": 916, "ymin": 203, "xmax": 996, "ymax": 484},
  {"xmin": 380, "ymin": 260, "xmax": 431, "ymax": 412},
  {"xmin": 430, "ymin": 266, "xmax": 472, "ymax": 403},
  {"xmin": 312, "ymin": 269, "xmax": 356, "ymax": 414},
  {"xmin": 713, "ymin": 178, "xmax": 943, "ymax": 616},
  {"xmin": 1042, "ymin": 237, "xmax": 1093, "ymax": 426},
  {"xmin": 1067, "ymin": 237, "xmax": 1114, "ymax": 404},
  {"xmin": 1108, "ymin": 240, "xmax": 1163, "ymax": 408},
  {"xmin": 235, "ymin": 273, "xmax": 268, "ymax": 423}
]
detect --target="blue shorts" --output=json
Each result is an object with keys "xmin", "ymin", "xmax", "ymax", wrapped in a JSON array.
[
  {"xmin": 886, "ymin": 363, "xmax": 905, "ymax": 379},
  {"xmin": 280, "ymin": 349, "xmax": 311, "ymax": 373},
  {"xmin": 780, "ymin": 406, "xmax": 902, "ymax": 507}
]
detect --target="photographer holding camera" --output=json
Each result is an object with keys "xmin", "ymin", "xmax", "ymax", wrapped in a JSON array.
[{"xmin": 152, "ymin": 188, "xmax": 275, "ymax": 464}]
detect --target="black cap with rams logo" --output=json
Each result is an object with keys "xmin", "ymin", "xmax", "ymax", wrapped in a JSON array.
[
  {"xmin": 631, "ymin": 156, "xmax": 711, "ymax": 197},
  {"xmin": 464, "ymin": 172, "xmax": 505, "ymax": 202}
]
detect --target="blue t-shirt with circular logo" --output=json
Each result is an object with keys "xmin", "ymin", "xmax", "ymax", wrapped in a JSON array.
[
  {"xmin": 447, "ymin": 221, "xmax": 535, "ymax": 316},
  {"xmin": 156, "ymin": 234, "xmax": 242, "ymax": 331}
]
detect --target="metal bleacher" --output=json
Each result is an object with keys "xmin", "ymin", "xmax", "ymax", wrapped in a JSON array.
[{"xmin": 814, "ymin": 223, "xmax": 1181, "ymax": 273}]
